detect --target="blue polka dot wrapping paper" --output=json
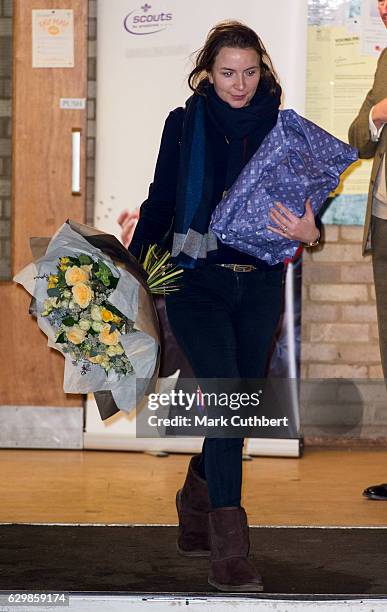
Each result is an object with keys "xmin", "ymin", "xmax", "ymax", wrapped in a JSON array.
[{"xmin": 210, "ymin": 109, "xmax": 358, "ymax": 265}]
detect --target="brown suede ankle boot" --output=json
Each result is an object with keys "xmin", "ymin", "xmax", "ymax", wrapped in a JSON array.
[
  {"xmin": 208, "ymin": 506, "xmax": 263, "ymax": 592},
  {"xmin": 176, "ymin": 455, "xmax": 211, "ymax": 557}
]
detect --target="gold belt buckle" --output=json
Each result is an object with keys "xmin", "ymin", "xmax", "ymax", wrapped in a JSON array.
[
  {"xmin": 230, "ymin": 264, "xmax": 255, "ymax": 272},
  {"xmin": 217, "ymin": 263, "xmax": 256, "ymax": 272},
  {"xmin": 235, "ymin": 264, "xmax": 254, "ymax": 272}
]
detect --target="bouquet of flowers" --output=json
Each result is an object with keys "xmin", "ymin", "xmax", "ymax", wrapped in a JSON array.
[
  {"xmin": 14, "ymin": 219, "xmax": 182, "ymax": 420},
  {"xmin": 40, "ymin": 254, "xmax": 133, "ymax": 378}
]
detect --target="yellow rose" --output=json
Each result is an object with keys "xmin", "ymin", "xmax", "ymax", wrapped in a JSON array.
[
  {"xmin": 107, "ymin": 344, "xmax": 125, "ymax": 357},
  {"xmin": 65, "ymin": 326, "xmax": 86, "ymax": 345},
  {"xmin": 115, "ymin": 344, "xmax": 125, "ymax": 355},
  {"xmin": 101, "ymin": 308, "xmax": 114, "ymax": 322},
  {"xmin": 88, "ymin": 354, "xmax": 110, "ymax": 369},
  {"xmin": 88, "ymin": 354, "xmax": 104, "ymax": 364},
  {"xmin": 99, "ymin": 323, "xmax": 120, "ymax": 346},
  {"xmin": 65, "ymin": 266, "xmax": 90, "ymax": 286},
  {"xmin": 72, "ymin": 282, "xmax": 93, "ymax": 309}
]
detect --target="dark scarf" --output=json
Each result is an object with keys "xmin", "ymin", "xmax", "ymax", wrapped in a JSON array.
[{"xmin": 171, "ymin": 78, "xmax": 281, "ymax": 268}]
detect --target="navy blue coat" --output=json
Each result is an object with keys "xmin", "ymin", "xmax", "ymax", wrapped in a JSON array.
[{"xmin": 129, "ymin": 106, "xmax": 285, "ymax": 268}]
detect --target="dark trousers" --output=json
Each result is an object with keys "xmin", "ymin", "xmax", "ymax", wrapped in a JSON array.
[
  {"xmin": 371, "ymin": 215, "xmax": 387, "ymax": 380},
  {"xmin": 165, "ymin": 264, "xmax": 284, "ymax": 508}
]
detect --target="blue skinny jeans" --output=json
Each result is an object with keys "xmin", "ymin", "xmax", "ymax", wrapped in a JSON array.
[{"xmin": 165, "ymin": 264, "xmax": 284, "ymax": 508}]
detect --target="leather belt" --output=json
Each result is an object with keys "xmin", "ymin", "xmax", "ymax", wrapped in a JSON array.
[{"xmin": 215, "ymin": 263, "xmax": 257, "ymax": 272}]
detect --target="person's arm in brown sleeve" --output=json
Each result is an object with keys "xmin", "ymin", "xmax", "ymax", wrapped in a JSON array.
[{"xmin": 348, "ymin": 49, "xmax": 387, "ymax": 159}]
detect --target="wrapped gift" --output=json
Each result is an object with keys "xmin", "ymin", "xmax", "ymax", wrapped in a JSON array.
[{"xmin": 210, "ymin": 109, "xmax": 358, "ymax": 265}]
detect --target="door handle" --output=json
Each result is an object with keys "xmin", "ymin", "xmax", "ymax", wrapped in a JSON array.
[{"xmin": 72, "ymin": 128, "xmax": 81, "ymax": 195}]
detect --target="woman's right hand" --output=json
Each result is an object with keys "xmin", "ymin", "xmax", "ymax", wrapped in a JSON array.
[{"xmin": 267, "ymin": 199, "xmax": 319, "ymax": 244}]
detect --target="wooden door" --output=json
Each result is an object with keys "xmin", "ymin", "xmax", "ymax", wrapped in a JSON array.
[{"xmin": 0, "ymin": 0, "xmax": 88, "ymax": 406}]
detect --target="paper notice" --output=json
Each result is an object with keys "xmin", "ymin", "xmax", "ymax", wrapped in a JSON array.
[
  {"xmin": 32, "ymin": 9, "xmax": 74, "ymax": 68},
  {"xmin": 360, "ymin": 0, "xmax": 387, "ymax": 56},
  {"xmin": 307, "ymin": 26, "xmax": 377, "ymax": 195}
]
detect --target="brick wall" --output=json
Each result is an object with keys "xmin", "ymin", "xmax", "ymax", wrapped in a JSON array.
[
  {"xmin": 0, "ymin": 0, "xmax": 12, "ymax": 279},
  {"xmin": 301, "ymin": 225, "xmax": 382, "ymax": 379}
]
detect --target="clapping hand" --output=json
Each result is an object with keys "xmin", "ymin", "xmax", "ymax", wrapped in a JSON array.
[{"xmin": 117, "ymin": 208, "xmax": 140, "ymax": 248}]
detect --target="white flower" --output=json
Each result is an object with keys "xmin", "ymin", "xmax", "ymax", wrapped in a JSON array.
[
  {"xmin": 91, "ymin": 321, "xmax": 103, "ymax": 332},
  {"xmin": 41, "ymin": 296, "xmax": 59, "ymax": 316},
  {"xmin": 79, "ymin": 319, "xmax": 91, "ymax": 331},
  {"xmin": 43, "ymin": 297, "xmax": 56, "ymax": 311},
  {"xmin": 91, "ymin": 305, "xmax": 103, "ymax": 321}
]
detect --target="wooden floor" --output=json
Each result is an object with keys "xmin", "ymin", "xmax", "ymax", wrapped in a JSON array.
[{"xmin": 1, "ymin": 448, "xmax": 387, "ymax": 526}]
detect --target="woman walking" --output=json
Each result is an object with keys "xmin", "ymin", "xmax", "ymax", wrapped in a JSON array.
[{"xmin": 129, "ymin": 21, "xmax": 320, "ymax": 592}]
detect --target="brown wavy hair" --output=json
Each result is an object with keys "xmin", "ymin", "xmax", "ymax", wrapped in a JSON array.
[{"xmin": 188, "ymin": 20, "xmax": 279, "ymax": 95}]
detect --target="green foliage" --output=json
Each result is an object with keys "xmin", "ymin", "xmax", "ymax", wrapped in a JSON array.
[
  {"xmin": 47, "ymin": 287, "xmax": 61, "ymax": 297},
  {"xmin": 94, "ymin": 260, "xmax": 114, "ymax": 287},
  {"xmin": 142, "ymin": 245, "xmax": 183, "ymax": 295},
  {"xmin": 62, "ymin": 316, "xmax": 76, "ymax": 326},
  {"xmin": 78, "ymin": 254, "xmax": 92, "ymax": 265}
]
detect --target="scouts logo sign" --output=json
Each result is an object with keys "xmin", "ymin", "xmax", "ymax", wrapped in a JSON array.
[{"xmin": 124, "ymin": 3, "xmax": 174, "ymax": 35}]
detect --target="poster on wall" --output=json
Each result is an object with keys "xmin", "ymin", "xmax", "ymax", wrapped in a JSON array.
[
  {"xmin": 32, "ymin": 9, "xmax": 74, "ymax": 68},
  {"xmin": 306, "ymin": 0, "xmax": 387, "ymax": 225}
]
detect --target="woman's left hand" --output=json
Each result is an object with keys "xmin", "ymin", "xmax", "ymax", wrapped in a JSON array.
[
  {"xmin": 267, "ymin": 199, "xmax": 320, "ymax": 244},
  {"xmin": 117, "ymin": 208, "xmax": 140, "ymax": 248}
]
